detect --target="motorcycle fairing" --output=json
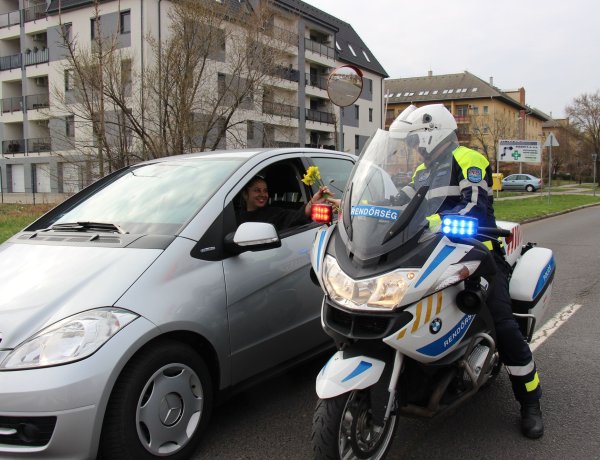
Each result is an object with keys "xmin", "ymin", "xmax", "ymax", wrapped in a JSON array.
[
  {"xmin": 310, "ymin": 224, "xmax": 336, "ymax": 290},
  {"xmin": 316, "ymin": 351, "xmax": 386, "ymax": 399},
  {"xmin": 382, "ymin": 284, "xmax": 475, "ymax": 363}
]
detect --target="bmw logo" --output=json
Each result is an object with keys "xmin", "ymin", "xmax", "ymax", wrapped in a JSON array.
[{"xmin": 430, "ymin": 318, "xmax": 442, "ymax": 334}]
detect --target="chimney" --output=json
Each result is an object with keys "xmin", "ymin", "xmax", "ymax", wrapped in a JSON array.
[
  {"xmin": 428, "ymin": 70, "xmax": 432, "ymax": 77},
  {"xmin": 519, "ymin": 87, "xmax": 525, "ymax": 105},
  {"xmin": 489, "ymin": 76, "xmax": 494, "ymax": 86}
]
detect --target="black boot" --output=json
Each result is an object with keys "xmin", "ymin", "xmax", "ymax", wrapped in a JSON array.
[{"xmin": 520, "ymin": 401, "xmax": 544, "ymax": 439}]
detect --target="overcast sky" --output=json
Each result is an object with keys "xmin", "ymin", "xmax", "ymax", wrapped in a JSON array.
[{"xmin": 302, "ymin": 0, "xmax": 599, "ymax": 119}]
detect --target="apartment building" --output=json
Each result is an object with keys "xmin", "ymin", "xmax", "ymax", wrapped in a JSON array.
[
  {"xmin": 0, "ymin": 0, "xmax": 387, "ymax": 199},
  {"xmin": 384, "ymin": 71, "xmax": 549, "ymax": 167}
]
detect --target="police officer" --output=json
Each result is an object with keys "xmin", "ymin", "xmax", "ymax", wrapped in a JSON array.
[{"xmin": 389, "ymin": 104, "xmax": 544, "ymax": 439}]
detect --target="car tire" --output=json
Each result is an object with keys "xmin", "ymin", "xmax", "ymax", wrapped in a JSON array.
[
  {"xmin": 98, "ymin": 340, "xmax": 213, "ymax": 460},
  {"xmin": 526, "ymin": 185, "xmax": 534, "ymax": 192}
]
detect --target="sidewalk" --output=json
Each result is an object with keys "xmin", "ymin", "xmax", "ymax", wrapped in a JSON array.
[{"xmin": 495, "ymin": 183, "xmax": 598, "ymax": 201}]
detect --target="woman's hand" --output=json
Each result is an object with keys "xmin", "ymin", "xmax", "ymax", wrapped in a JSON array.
[
  {"xmin": 305, "ymin": 186, "xmax": 335, "ymax": 217},
  {"xmin": 311, "ymin": 186, "xmax": 333, "ymax": 204}
]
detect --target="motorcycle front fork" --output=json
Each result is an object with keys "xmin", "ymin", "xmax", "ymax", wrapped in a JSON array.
[{"xmin": 382, "ymin": 351, "xmax": 404, "ymax": 423}]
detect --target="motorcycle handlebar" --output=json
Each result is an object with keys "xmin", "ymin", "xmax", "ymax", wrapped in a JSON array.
[{"xmin": 478, "ymin": 226, "xmax": 511, "ymax": 238}]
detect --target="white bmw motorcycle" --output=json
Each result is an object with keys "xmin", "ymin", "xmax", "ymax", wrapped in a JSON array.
[{"xmin": 309, "ymin": 128, "xmax": 555, "ymax": 460}]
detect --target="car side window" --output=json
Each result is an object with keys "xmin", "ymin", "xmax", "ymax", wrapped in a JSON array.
[{"xmin": 234, "ymin": 158, "xmax": 317, "ymax": 238}]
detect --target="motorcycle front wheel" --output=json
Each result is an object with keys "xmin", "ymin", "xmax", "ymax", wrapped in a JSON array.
[{"xmin": 312, "ymin": 390, "xmax": 398, "ymax": 460}]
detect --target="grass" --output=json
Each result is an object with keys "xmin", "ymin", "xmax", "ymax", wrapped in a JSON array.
[
  {"xmin": 0, "ymin": 203, "xmax": 54, "ymax": 243},
  {"xmin": 494, "ymin": 194, "xmax": 600, "ymax": 222}
]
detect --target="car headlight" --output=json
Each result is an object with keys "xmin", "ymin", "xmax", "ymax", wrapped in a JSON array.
[
  {"xmin": 322, "ymin": 255, "xmax": 415, "ymax": 311},
  {"xmin": 0, "ymin": 308, "xmax": 138, "ymax": 370}
]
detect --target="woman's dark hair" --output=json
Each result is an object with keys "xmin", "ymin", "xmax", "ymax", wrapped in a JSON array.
[{"xmin": 243, "ymin": 175, "xmax": 267, "ymax": 193}]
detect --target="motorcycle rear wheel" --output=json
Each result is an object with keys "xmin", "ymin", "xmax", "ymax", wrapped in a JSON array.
[{"xmin": 312, "ymin": 390, "xmax": 398, "ymax": 460}]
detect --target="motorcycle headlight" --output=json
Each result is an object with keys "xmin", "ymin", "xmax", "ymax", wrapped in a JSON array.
[
  {"xmin": 322, "ymin": 255, "xmax": 415, "ymax": 311},
  {"xmin": 426, "ymin": 261, "xmax": 481, "ymax": 294},
  {"xmin": 0, "ymin": 308, "xmax": 138, "ymax": 370}
]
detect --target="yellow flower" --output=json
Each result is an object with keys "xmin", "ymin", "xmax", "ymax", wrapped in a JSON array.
[{"xmin": 302, "ymin": 165, "xmax": 323, "ymax": 187}]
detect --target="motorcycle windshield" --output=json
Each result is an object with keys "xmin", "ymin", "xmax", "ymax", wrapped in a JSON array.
[{"xmin": 341, "ymin": 129, "xmax": 452, "ymax": 261}]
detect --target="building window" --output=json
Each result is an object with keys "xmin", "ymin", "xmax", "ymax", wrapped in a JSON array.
[
  {"xmin": 354, "ymin": 105, "xmax": 359, "ymax": 120},
  {"xmin": 348, "ymin": 44, "xmax": 357, "ymax": 57},
  {"xmin": 456, "ymin": 105, "xmax": 468, "ymax": 117},
  {"xmin": 120, "ymin": 10, "xmax": 131, "ymax": 34},
  {"xmin": 217, "ymin": 73, "xmax": 225, "ymax": 97},
  {"xmin": 90, "ymin": 18, "xmax": 97, "ymax": 39},
  {"xmin": 355, "ymin": 135, "xmax": 360, "ymax": 152},
  {"xmin": 483, "ymin": 105, "xmax": 489, "ymax": 114},
  {"xmin": 247, "ymin": 120, "xmax": 254, "ymax": 140},
  {"xmin": 61, "ymin": 23, "xmax": 72, "ymax": 42},
  {"xmin": 121, "ymin": 59, "xmax": 132, "ymax": 93},
  {"xmin": 66, "ymin": 115, "xmax": 75, "ymax": 137},
  {"xmin": 369, "ymin": 108, "xmax": 373, "ymax": 122},
  {"xmin": 64, "ymin": 69, "xmax": 75, "ymax": 91},
  {"xmin": 471, "ymin": 106, "xmax": 479, "ymax": 115}
]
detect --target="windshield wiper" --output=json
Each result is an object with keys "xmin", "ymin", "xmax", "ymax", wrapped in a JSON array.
[{"xmin": 50, "ymin": 221, "xmax": 128, "ymax": 234}]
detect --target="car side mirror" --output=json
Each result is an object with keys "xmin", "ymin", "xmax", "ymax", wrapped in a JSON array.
[{"xmin": 225, "ymin": 222, "xmax": 281, "ymax": 254}]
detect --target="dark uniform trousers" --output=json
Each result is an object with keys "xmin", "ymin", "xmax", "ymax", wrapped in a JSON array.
[{"xmin": 489, "ymin": 250, "xmax": 542, "ymax": 403}]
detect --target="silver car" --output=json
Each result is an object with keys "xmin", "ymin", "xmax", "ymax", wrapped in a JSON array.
[
  {"xmin": 0, "ymin": 148, "xmax": 355, "ymax": 460},
  {"xmin": 501, "ymin": 173, "xmax": 542, "ymax": 192}
]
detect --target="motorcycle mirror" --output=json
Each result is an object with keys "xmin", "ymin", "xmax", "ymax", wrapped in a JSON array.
[{"xmin": 327, "ymin": 65, "xmax": 363, "ymax": 107}]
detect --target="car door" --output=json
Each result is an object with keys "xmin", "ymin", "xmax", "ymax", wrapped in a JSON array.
[
  {"xmin": 504, "ymin": 174, "xmax": 517, "ymax": 190},
  {"xmin": 222, "ymin": 154, "xmax": 334, "ymax": 384}
]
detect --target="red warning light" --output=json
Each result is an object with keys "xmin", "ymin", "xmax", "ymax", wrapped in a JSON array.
[{"xmin": 311, "ymin": 203, "xmax": 332, "ymax": 224}]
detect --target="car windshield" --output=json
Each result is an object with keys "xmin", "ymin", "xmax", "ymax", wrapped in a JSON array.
[{"xmin": 52, "ymin": 157, "xmax": 245, "ymax": 235}]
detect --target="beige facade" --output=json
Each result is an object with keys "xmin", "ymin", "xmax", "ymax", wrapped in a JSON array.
[{"xmin": 384, "ymin": 71, "xmax": 549, "ymax": 174}]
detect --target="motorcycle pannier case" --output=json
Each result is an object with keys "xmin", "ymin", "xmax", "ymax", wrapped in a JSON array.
[{"xmin": 508, "ymin": 247, "xmax": 555, "ymax": 339}]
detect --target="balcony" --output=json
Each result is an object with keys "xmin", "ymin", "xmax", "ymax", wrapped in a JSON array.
[
  {"xmin": 24, "ymin": 47, "xmax": 48, "ymax": 66},
  {"xmin": 262, "ymin": 100, "xmax": 299, "ymax": 119},
  {"xmin": 454, "ymin": 115, "xmax": 470, "ymax": 124},
  {"xmin": 306, "ymin": 108, "xmax": 335, "ymax": 124},
  {"xmin": 27, "ymin": 137, "xmax": 51, "ymax": 153},
  {"xmin": 269, "ymin": 65, "xmax": 300, "ymax": 83},
  {"xmin": 1, "ymin": 137, "xmax": 51, "ymax": 155},
  {"xmin": 23, "ymin": 3, "xmax": 47, "ymax": 23},
  {"xmin": 0, "ymin": 48, "xmax": 48, "ymax": 71},
  {"xmin": 264, "ymin": 24, "xmax": 298, "ymax": 47},
  {"xmin": 2, "ymin": 138, "xmax": 25, "ymax": 154},
  {"xmin": 0, "ymin": 9, "xmax": 20, "ymax": 29},
  {"xmin": 305, "ymin": 73, "xmax": 328, "ymax": 90},
  {"xmin": 25, "ymin": 92, "xmax": 49, "ymax": 110},
  {"xmin": 1, "ymin": 95, "xmax": 23, "ymax": 113},
  {"xmin": 0, "ymin": 53, "xmax": 22, "ymax": 71},
  {"xmin": 304, "ymin": 38, "xmax": 335, "ymax": 59}
]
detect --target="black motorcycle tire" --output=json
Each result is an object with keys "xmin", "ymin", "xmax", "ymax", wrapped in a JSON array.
[{"xmin": 312, "ymin": 390, "xmax": 398, "ymax": 460}]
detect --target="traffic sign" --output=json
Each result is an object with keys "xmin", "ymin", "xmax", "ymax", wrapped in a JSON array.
[
  {"xmin": 498, "ymin": 140, "xmax": 541, "ymax": 163},
  {"xmin": 544, "ymin": 132, "xmax": 559, "ymax": 148}
]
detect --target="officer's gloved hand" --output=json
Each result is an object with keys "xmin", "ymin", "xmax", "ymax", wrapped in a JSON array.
[{"xmin": 425, "ymin": 213, "xmax": 442, "ymax": 232}]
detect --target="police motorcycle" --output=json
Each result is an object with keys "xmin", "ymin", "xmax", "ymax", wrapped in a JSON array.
[{"xmin": 308, "ymin": 103, "xmax": 555, "ymax": 459}]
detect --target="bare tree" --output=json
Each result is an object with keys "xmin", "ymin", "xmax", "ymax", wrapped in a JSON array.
[
  {"xmin": 50, "ymin": 0, "xmax": 293, "ymax": 183},
  {"xmin": 566, "ymin": 91, "xmax": 600, "ymax": 181},
  {"xmin": 468, "ymin": 111, "xmax": 519, "ymax": 164}
]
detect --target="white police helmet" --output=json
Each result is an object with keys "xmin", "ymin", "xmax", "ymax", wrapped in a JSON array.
[{"xmin": 389, "ymin": 104, "xmax": 457, "ymax": 159}]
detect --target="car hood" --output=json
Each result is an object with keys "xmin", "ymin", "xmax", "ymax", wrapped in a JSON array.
[{"xmin": 0, "ymin": 241, "xmax": 163, "ymax": 349}]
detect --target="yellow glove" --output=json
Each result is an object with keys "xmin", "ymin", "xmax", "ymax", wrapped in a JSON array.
[{"xmin": 425, "ymin": 214, "xmax": 441, "ymax": 232}]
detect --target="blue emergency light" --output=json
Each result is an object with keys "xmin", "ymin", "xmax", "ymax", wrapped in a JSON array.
[{"xmin": 441, "ymin": 216, "xmax": 478, "ymax": 236}]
